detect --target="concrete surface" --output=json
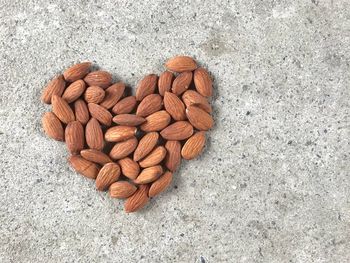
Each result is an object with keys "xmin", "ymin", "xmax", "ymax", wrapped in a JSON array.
[{"xmin": 0, "ymin": 0, "xmax": 349, "ymax": 262}]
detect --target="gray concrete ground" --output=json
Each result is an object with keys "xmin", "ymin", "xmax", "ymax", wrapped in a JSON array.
[{"xmin": 0, "ymin": 0, "xmax": 349, "ymax": 262}]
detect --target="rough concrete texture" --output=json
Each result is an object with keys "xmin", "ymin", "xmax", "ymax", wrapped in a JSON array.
[{"xmin": 0, "ymin": 0, "xmax": 349, "ymax": 262}]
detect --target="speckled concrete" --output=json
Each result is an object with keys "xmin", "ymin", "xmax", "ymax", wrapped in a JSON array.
[{"xmin": 0, "ymin": 0, "xmax": 349, "ymax": 262}]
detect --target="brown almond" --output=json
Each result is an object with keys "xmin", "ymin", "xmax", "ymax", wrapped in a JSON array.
[
  {"xmin": 42, "ymin": 112, "xmax": 64, "ymax": 141},
  {"xmin": 51, "ymin": 95, "xmax": 75, "ymax": 124},
  {"xmin": 149, "ymin": 171, "xmax": 173, "ymax": 197},
  {"xmin": 165, "ymin": 141, "xmax": 181, "ymax": 172},
  {"xmin": 182, "ymin": 90, "xmax": 212, "ymax": 113},
  {"xmin": 84, "ymin": 86, "xmax": 105, "ymax": 104},
  {"xmin": 96, "ymin": 163, "xmax": 120, "ymax": 191},
  {"xmin": 165, "ymin": 56, "xmax": 197, "ymax": 73},
  {"xmin": 84, "ymin": 71, "xmax": 112, "ymax": 89},
  {"xmin": 105, "ymin": 126, "xmax": 137, "ymax": 142},
  {"xmin": 172, "ymin": 71, "xmax": 192, "ymax": 95},
  {"xmin": 41, "ymin": 75, "xmax": 66, "ymax": 104},
  {"xmin": 135, "ymin": 74, "xmax": 158, "ymax": 101},
  {"xmin": 118, "ymin": 157, "xmax": 140, "ymax": 180},
  {"xmin": 133, "ymin": 132, "xmax": 159, "ymax": 162},
  {"xmin": 80, "ymin": 149, "xmax": 112, "ymax": 165},
  {"xmin": 62, "ymin": 80, "xmax": 86, "ymax": 103},
  {"xmin": 163, "ymin": 92, "xmax": 186, "ymax": 120},
  {"xmin": 140, "ymin": 110, "xmax": 171, "ymax": 132},
  {"xmin": 69, "ymin": 155, "xmax": 99, "ymax": 179},
  {"xmin": 194, "ymin": 67, "xmax": 213, "ymax": 97},
  {"xmin": 139, "ymin": 146, "xmax": 166, "ymax": 168},
  {"xmin": 65, "ymin": 121, "xmax": 84, "ymax": 155},
  {"xmin": 134, "ymin": 165, "xmax": 163, "ymax": 184},
  {"xmin": 186, "ymin": 105, "xmax": 214, "ymax": 131},
  {"xmin": 136, "ymin": 94, "xmax": 163, "ymax": 117},
  {"xmin": 100, "ymin": 82, "xmax": 125, "ymax": 109},
  {"xmin": 88, "ymin": 103, "xmax": 112, "ymax": 126},
  {"xmin": 112, "ymin": 114, "xmax": 146, "ymax": 126},
  {"xmin": 158, "ymin": 71, "xmax": 174, "ymax": 96},
  {"xmin": 63, "ymin": 62, "xmax": 91, "ymax": 82},
  {"xmin": 124, "ymin": 184, "xmax": 150, "ymax": 213},
  {"xmin": 112, "ymin": 96, "xmax": 137, "ymax": 114},
  {"xmin": 181, "ymin": 132, "xmax": 206, "ymax": 160},
  {"xmin": 85, "ymin": 118, "xmax": 104, "ymax": 150},
  {"xmin": 160, "ymin": 121, "xmax": 193, "ymax": 140},
  {"xmin": 74, "ymin": 99, "xmax": 90, "ymax": 125},
  {"xmin": 109, "ymin": 137, "xmax": 138, "ymax": 160},
  {"xmin": 109, "ymin": 181, "xmax": 137, "ymax": 199}
]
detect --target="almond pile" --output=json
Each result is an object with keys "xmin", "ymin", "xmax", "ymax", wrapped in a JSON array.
[{"xmin": 41, "ymin": 56, "xmax": 214, "ymax": 213}]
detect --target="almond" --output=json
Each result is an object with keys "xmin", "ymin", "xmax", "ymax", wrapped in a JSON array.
[
  {"xmin": 88, "ymin": 103, "xmax": 112, "ymax": 126},
  {"xmin": 112, "ymin": 114, "xmax": 146, "ymax": 126},
  {"xmin": 165, "ymin": 56, "xmax": 197, "ymax": 73},
  {"xmin": 69, "ymin": 155, "xmax": 99, "ymax": 179},
  {"xmin": 63, "ymin": 62, "xmax": 91, "ymax": 82},
  {"xmin": 80, "ymin": 149, "xmax": 112, "ymax": 165},
  {"xmin": 149, "ymin": 171, "xmax": 173, "ymax": 197},
  {"xmin": 194, "ymin": 67, "xmax": 213, "ymax": 97},
  {"xmin": 100, "ymin": 82, "xmax": 125, "ymax": 109},
  {"xmin": 42, "ymin": 112, "xmax": 64, "ymax": 141},
  {"xmin": 62, "ymin": 80, "xmax": 86, "ymax": 103},
  {"xmin": 96, "ymin": 163, "xmax": 120, "ymax": 191},
  {"xmin": 186, "ymin": 105, "xmax": 214, "ymax": 131},
  {"xmin": 118, "ymin": 157, "xmax": 140, "ymax": 179},
  {"xmin": 51, "ymin": 95, "xmax": 75, "ymax": 124},
  {"xmin": 85, "ymin": 118, "xmax": 104, "ymax": 150},
  {"xmin": 134, "ymin": 165, "xmax": 163, "ymax": 184},
  {"xmin": 140, "ymin": 110, "xmax": 171, "ymax": 132},
  {"xmin": 136, "ymin": 94, "xmax": 163, "ymax": 117},
  {"xmin": 41, "ymin": 75, "xmax": 66, "ymax": 104},
  {"xmin": 181, "ymin": 132, "xmax": 206, "ymax": 160},
  {"xmin": 109, "ymin": 137, "xmax": 138, "ymax": 160},
  {"xmin": 74, "ymin": 99, "xmax": 90, "ymax": 125},
  {"xmin": 109, "ymin": 181, "xmax": 137, "ymax": 199},
  {"xmin": 172, "ymin": 71, "xmax": 192, "ymax": 95},
  {"xmin": 165, "ymin": 141, "xmax": 181, "ymax": 172},
  {"xmin": 163, "ymin": 91, "xmax": 186, "ymax": 120},
  {"xmin": 104, "ymin": 126, "xmax": 137, "ymax": 142},
  {"xmin": 158, "ymin": 71, "xmax": 174, "ymax": 96},
  {"xmin": 133, "ymin": 132, "xmax": 159, "ymax": 161},
  {"xmin": 124, "ymin": 184, "xmax": 150, "ymax": 213},
  {"xmin": 182, "ymin": 90, "xmax": 212, "ymax": 113},
  {"xmin": 84, "ymin": 86, "xmax": 105, "ymax": 104},
  {"xmin": 112, "ymin": 96, "xmax": 137, "ymax": 114},
  {"xmin": 135, "ymin": 74, "xmax": 158, "ymax": 101},
  {"xmin": 65, "ymin": 121, "xmax": 84, "ymax": 155},
  {"xmin": 139, "ymin": 146, "xmax": 166, "ymax": 168},
  {"xmin": 160, "ymin": 121, "xmax": 193, "ymax": 140},
  {"xmin": 84, "ymin": 71, "xmax": 112, "ymax": 89}
]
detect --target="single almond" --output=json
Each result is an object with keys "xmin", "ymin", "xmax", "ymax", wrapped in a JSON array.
[
  {"xmin": 182, "ymin": 90, "xmax": 212, "ymax": 113},
  {"xmin": 85, "ymin": 118, "xmax": 104, "ymax": 150},
  {"xmin": 165, "ymin": 56, "xmax": 197, "ymax": 73},
  {"xmin": 96, "ymin": 163, "xmax": 120, "ymax": 191},
  {"xmin": 62, "ymin": 80, "xmax": 86, "ymax": 103},
  {"xmin": 112, "ymin": 114, "xmax": 146, "ymax": 126},
  {"xmin": 84, "ymin": 86, "xmax": 105, "ymax": 104},
  {"xmin": 194, "ymin": 67, "xmax": 213, "ymax": 97},
  {"xmin": 63, "ymin": 62, "xmax": 91, "ymax": 82},
  {"xmin": 88, "ymin": 103, "xmax": 112, "ymax": 126},
  {"xmin": 84, "ymin": 70, "xmax": 112, "ymax": 89},
  {"xmin": 139, "ymin": 146, "xmax": 166, "ymax": 168},
  {"xmin": 124, "ymin": 184, "xmax": 150, "ymax": 213},
  {"xmin": 51, "ymin": 95, "xmax": 75, "ymax": 124},
  {"xmin": 135, "ymin": 74, "xmax": 158, "ymax": 101},
  {"xmin": 149, "ymin": 171, "xmax": 173, "ymax": 197},
  {"xmin": 163, "ymin": 92, "xmax": 186, "ymax": 120},
  {"xmin": 165, "ymin": 141, "xmax": 181, "ymax": 172},
  {"xmin": 181, "ymin": 131, "xmax": 206, "ymax": 160},
  {"xmin": 172, "ymin": 71, "xmax": 192, "ymax": 95},
  {"xmin": 69, "ymin": 155, "xmax": 99, "ymax": 179},
  {"xmin": 158, "ymin": 71, "xmax": 174, "ymax": 96},
  {"xmin": 109, "ymin": 137, "xmax": 138, "ymax": 160},
  {"xmin": 80, "ymin": 149, "xmax": 112, "ymax": 165},
  {"xmin": 109, "ymin": 181, "xmax": 137, "ymax": 199},
  {"xmin": 42, "ymin": 112, "xmax": 64, "ymax": 141},
  {"xmin": 118, "ymin": 157, "xmax": 140, "ymax": 179},
  {"xmin": 160, "ymin": 121, "xmax": 193, "ymax": 140},
  {"xmin": 133, "ymin": 132, "xmax": 159, "ymax": 161},
  {"xmin": 186, "ymin": 105, "xmax": 214, "ymax": 131},
  {"xmin": 104, "ymin": 126, "xmax": 137, "ymax": 142},
  {"xmin": 140, "ymin": 110, "xmax": 171, "ymax": 132},
  {"xmin": 100, "ymin": 82, "xmax": 125, "ymax": 109},
  {"xmin": 112, "ymin": 96, "xmax": 137, "ymax": 114},
  {"xmin": 65, "ymin": 121, "xmax": 84, "ymax": 155},
  {"xmin": 41, "ymin": 75, "xmax": 66, "ymax": 104},
  {"xmin": 136, "ymin": 94, "xmax": 163, "ymax": 117},
  {"xmin": 74, "ymin": 99, "xmax": 90, "ymax": 125},
  {"xmin": 134, "ymin": 165, "xmax": 163, "ymax": 184}
]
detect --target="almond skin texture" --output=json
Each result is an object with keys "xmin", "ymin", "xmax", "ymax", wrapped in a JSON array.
[
  {"xmin": 160, "ymin": 121, "xmax": 193, "ymax": 140},
  {"xmin": 62, "ymin": 80, "xmax": 86, "ymax": 103},
  {"xmin": 149, "ymin": 171, "xmax": 173, "ymax": 197},
  {"xmin": 112, "ymin": 114, "xmax": 146, "ymax": 126},
  {"xmin": 80, "ymin": 149, "xmax": 112, "ymax": 165},
  {"xmin": 124, "ymin": 184, "xmax": 150, "ymax": 213},
  {"xmin": 136, "ymin": 94, "xmax": 163, "ymax": 117},
  {"xmin": 109, "ymin": 181, "xmax": 137, "ymax": 199},
  {"xmin": 165, "ymin": 56, "xmax": 197, "ymax": 73},
  {"xmin": 65, "ymin": 121, "xmax": 85, "ymax": 155},
  {"xmin": 165, "ymin": 141, "xmax": 181, "ymax": 172},
  {"xmin": 139, "ymin": 146, "xmax": 167, "ymax": 168},
  {"xmin": 74, "ymin": 99, "xmax": 90, "ymax": 125},
  {"xmin": 158, "ymin": 71, "xmax": 174, "ymax": 96},
  {"xmin": 134, "ymin": 165, "xmax": 163, "ymax": 184},
  {"xmin": 105, "ymin": 126, "xmax": 137, "ymax": 142},
  {"xmin": 112, "ymin": 96, "xmax": 137, "ymax": 114},
  {"xmin": 88, "ymin": 103, "xmax": 112, "ymax": 126},
  {"xmin": 140, "ymin": 110, "xmax": 171, "ymax": 132},
  {"xmin": 42, "ymin": 112, "xmax": 64, "ymax": 141},
  {"xmin": 135, "ymin": 74, "xmax": 158, "ymax": 101},
  {"xmin": 181, "ymin": 132, "xmax": 206, "ymax": 160},
  {"xmin": 41, "ymin": 75, "xmax": 66, "ymax": 104},
  {"xmin": 182, "ymin": 90, "xmax": 212, "ymax": 113},
  {"xmin": 84, "ymin": 71, "xmax": 112, "ymax": 89},
  {"xmin": 63, "ymin": 62, "xmax": 91, "ymax": 82},
  {"xmin": 186, "ymin": 105, "xmax": 214, "ymax": 131},
  {"xmin": 96, "ymin": 163, "xmax": 121, "ymax": 191},
  {"xmin": 118, "ymin": 157, "xmax": 140, "ymax": 180},
  {"xmin": 109, "ymin": 137, "xmax": 138, "ymax": 160},
  {"xmin": 51, "ymin": 95, "xmax": 75, "ymax": 124},
  {"xmin": 85, "ymin": 118, "xmax": 104, "ymax": 150},
  {"xmin": 84, "ymin": 86, "xmax": 105, "ymax": 104},
  {"xmin": 133, "ymin": 132, "xmax": 159, "ymax": 162},
  {"xmin": 163, "ymin": 92, "xmax": 186, "ymax": 121},
  {"xmin": 194, "ymin": 67, "xmax": 213, "ymax": 97},
  {"xmin": 69, "ymin": 155, "xmax": 99, "ymax": 179},
  {"xmin": 100, "ymin": 82, "xmax": 125, "ymax": 109},
  {"xmin": 172, "ymin": 71, "xmax": 193, "ymax": 95}
]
